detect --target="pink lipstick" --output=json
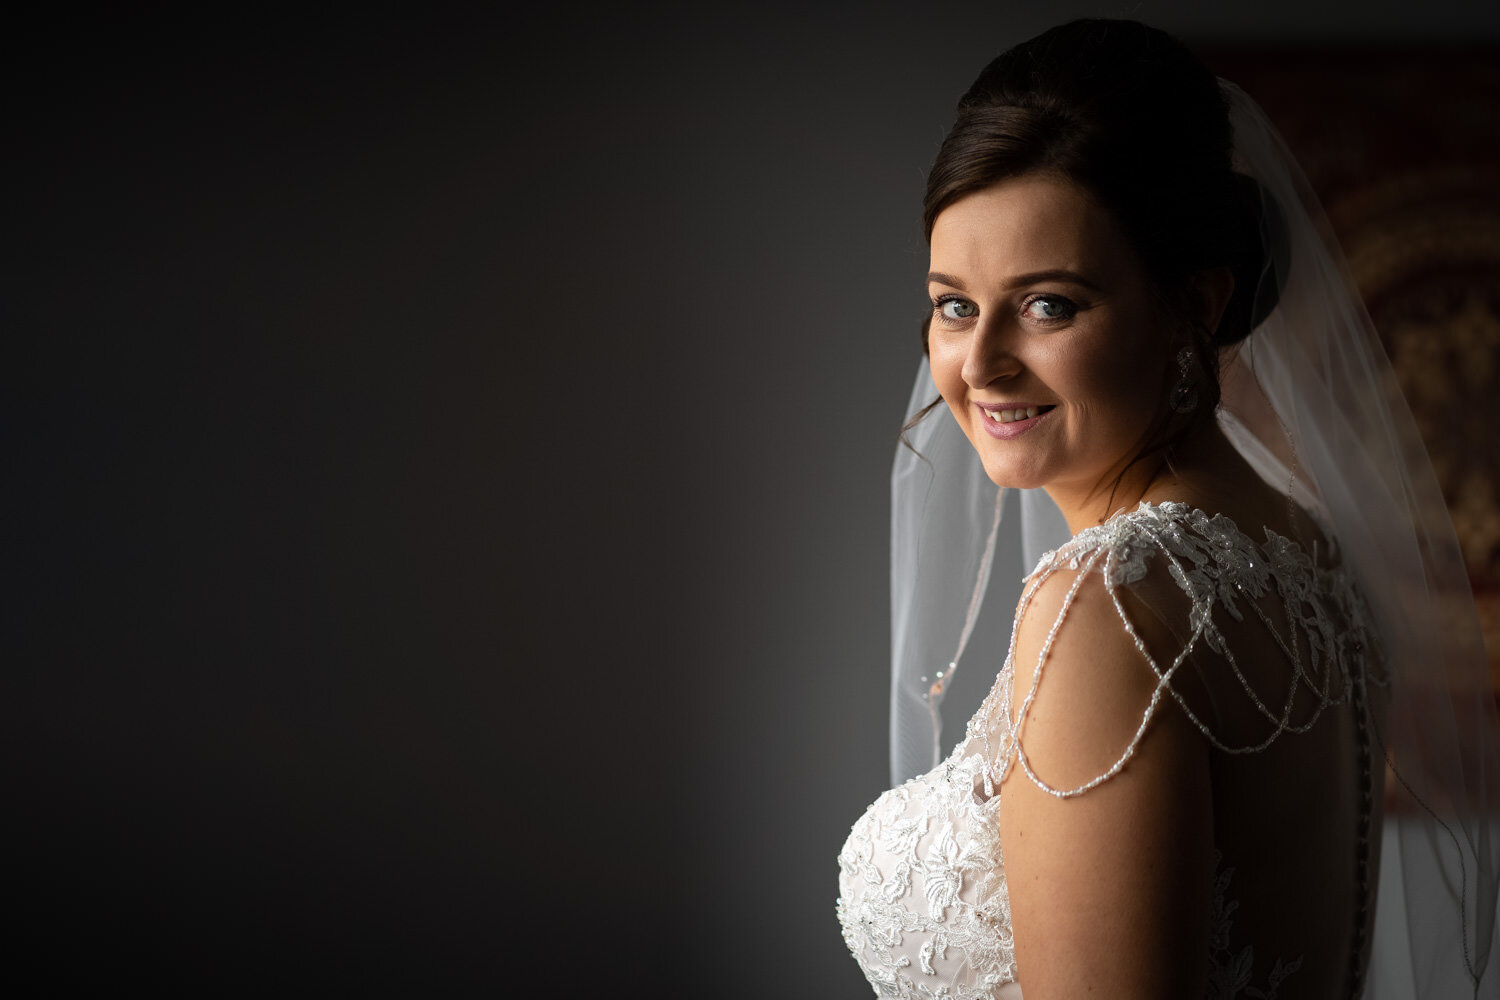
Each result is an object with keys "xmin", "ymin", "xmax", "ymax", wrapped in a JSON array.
[{"xmin": 974, "ymin": 402, "xmax": 1056, "ymax": 440}]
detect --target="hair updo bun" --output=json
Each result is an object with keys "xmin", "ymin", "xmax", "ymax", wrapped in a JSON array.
[{"xmin": 923, "ymin": 19, "xmax": 1287, "ymax": 351}]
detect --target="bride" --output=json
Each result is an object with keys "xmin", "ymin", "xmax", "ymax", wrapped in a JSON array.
[{"xmin": 836, "ymin": 19, "xmax": 1499, "ymax": 1000}]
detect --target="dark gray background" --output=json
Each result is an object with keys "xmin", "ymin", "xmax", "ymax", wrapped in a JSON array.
[{"xmin": 9, "ymin": 1, "xmax": 1497, "ymax": 993}]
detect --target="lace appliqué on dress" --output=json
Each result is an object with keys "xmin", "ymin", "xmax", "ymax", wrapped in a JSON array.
[
  {"xmin": 836, "ymin": 750, "xmax": 1015, "ymax": 998},
  {"xmin": 838, "ymin": 501, "xmax": 1381, "ymax": 999},
  {"xmin": 1207, "ymin": 852, "xmax": 1304, "ymax": 1000}
]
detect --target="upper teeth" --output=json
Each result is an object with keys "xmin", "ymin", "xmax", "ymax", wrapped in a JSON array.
[{"xmin": 987, "ymin": 406, "xmax": 1042, "ymax": 423}]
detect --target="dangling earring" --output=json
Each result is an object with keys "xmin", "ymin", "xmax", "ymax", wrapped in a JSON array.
[{"xmin": 1169, "ymin": 345, "xmax": 1199, "ymax": 414}]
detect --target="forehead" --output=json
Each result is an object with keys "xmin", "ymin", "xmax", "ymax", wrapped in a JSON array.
[{"xmin": 928, "ymin": 174, "xmax": 1135, "ymax": 282}]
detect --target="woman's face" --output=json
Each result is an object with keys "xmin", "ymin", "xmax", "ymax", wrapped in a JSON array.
[{"xmin": 926, "ymin": 173, "xmax": 1176, "ymax": 504}]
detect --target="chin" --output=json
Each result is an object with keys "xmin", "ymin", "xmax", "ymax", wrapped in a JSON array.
[{"xmin": 978, "ymin": 459, "xmax": 1049, "ymax": 491}]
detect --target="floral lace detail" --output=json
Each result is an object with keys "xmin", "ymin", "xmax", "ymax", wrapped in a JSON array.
[
  {"xmin": 837, "ymin": 748, "xmax": 1014, "ymax": 998},
  {"xmin": 1207, "ymin": 853, "xmax": 1303, "ymax": 1000},
  {"xmin": 1043, "ymin": 501, "xmax": 1368, "ymax": 666},
  {"xmin": 838, "ymin": 501, "xmax": 1381, "ymax": 998}
]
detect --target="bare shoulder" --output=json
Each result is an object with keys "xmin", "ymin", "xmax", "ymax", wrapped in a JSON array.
[
  {"xmin": 1006, "ymin": 558, "xmax": 1208, "ymax": 794},
  {"xmin": 1001, "ymin": 560, "xmax": 1216, "ymax": 997}
]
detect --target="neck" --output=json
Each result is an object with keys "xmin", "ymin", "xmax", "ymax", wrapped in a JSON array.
[{"xmin": 1045, "ymin": 415, "xmax": 1240, "ymax": 535}]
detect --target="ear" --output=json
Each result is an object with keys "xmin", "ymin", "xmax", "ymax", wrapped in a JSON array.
[{"xmin": 1189, "ymin": 266, "xmax": 1236, "ymax": 338}]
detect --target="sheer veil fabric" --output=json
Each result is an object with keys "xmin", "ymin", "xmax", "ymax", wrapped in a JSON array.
[{"xmin": 888, "ymin": 82, "xmax": 1500, "ymax": 998}]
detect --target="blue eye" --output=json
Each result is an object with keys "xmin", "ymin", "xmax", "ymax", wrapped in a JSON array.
[
  {"xmin": 936, "ymin": 297, "xmax": 977, "ymax": 322},
  {"xmin": 1024, "ymin": 295, "xmax": 1076, "ymax": 322}
]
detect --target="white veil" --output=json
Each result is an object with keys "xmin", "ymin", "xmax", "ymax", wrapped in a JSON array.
[{"xmin": 889, "ymin": 81, "xmax": 1500, "ymax": 998}]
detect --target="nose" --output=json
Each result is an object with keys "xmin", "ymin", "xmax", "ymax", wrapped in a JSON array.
[{"xmin": 960, "ymin": 318, "xmax": 1022, "ymax": 389}]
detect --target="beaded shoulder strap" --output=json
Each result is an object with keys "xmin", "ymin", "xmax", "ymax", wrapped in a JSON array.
[{"xmin": 968, "ymin": 500, "xmax": 1383, "ymax": 800}]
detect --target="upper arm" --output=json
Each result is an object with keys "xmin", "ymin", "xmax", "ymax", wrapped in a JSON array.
[{"xmin": 999, "ymin": 566, "xmax": 1214, "ymax": 999}]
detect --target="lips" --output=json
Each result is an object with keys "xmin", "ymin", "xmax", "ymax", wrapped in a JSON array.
[
  {"xmin": 979, "ymin": 403, "xmax": 1056, "ymax": 425},
  {"xmin": 974, "ymin": 402, "xmax": 1056, "ymax": 440}
]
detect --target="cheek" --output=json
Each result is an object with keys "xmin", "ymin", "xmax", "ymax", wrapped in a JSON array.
[
  {"xmin": 1063, "ymin": 329, "xmax": 1168, "ymax": 417},
  {"xmin": 928, "ymin": 338, "xmax": 968, "ymax": 405}
]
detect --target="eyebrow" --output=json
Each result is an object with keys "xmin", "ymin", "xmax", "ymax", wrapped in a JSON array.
[{"xmin": 926, "ymin": 269, "xmax": 1101, "ymax": 292}]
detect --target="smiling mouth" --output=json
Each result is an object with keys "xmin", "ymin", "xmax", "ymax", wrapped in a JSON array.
[{"xmin": 982, "ymin": 405, "xmax": 1056, "ymax": 424}]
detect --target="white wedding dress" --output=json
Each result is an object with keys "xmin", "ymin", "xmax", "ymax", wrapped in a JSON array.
[{"xmin": 837, "ymin": 500, "xmax": 1385, "ymax": 999}]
